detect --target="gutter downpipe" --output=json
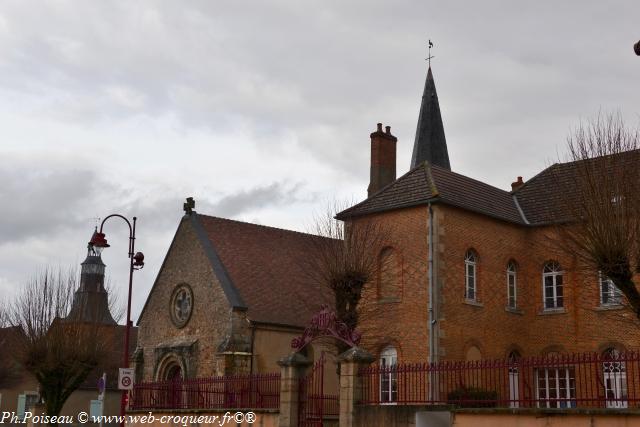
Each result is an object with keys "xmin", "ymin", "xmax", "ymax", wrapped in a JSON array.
[{"xmin": 427, "ymin": 202, "xmax": 436, "ymax": 400}]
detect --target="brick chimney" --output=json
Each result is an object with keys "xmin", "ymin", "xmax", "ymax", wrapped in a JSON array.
[
  {"xmin": 367, "ymin": 123, "xmax": 397, "ymax": 197},
  {"xmin": 511, "ymin": 176, "xmax": 524, "ymax": 191}
]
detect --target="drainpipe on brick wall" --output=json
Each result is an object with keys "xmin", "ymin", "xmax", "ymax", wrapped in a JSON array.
[
  {"xmin": 427, "ymin": 203, "xmax": 437, "ymax": 400},
  {"xmin": 249, "ymin": 322, "xmax": 256, "ymax": 375}
]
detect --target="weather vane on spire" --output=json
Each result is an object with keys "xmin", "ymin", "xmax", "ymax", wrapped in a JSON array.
[{"xmin": 426, "ymin": 39, "xmax": 435, "ymax": 67}]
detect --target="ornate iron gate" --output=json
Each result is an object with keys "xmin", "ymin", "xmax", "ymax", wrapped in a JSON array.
[{"xmin": 298, "ymin": 353, "xmax": 338, "ymax": 427}]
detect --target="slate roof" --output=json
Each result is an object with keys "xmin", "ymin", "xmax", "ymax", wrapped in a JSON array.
[
  {"xmin": 337, "ymin": 162, "xmax": 525, "ymax": 224},
  {"xmin": 197, "ymin": 215, "xmax": 334, "ymax": 328},
  {"xmin": 339, "ymin": 150, "xmax": 640, "ymax": 226},
  {"xmin": 411, "ymin": 67, "xmax": 451, "ymax": 170}
]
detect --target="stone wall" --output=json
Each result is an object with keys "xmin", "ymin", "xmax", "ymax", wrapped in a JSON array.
[{"xmin": 136, "ymin": 218, "xmax": 237, "ymax": 380}]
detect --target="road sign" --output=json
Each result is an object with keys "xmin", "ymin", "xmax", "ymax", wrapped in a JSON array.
[{"xmin": 118, "ymin": 368, "xmax": 134, "ymax": 390}]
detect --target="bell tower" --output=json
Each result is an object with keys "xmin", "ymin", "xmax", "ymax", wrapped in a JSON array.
[{"xmin": 66, "ymin": 229, "xmax": 117, "ymax": 325}]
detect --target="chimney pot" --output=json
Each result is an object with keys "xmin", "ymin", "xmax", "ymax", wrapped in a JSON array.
[
  {"xmin": 368, "ymin": 123, "xmax": 397, "ymax": 197},
  {"xmin": 511, "ymin": 176, "xmax": 525, "ymax": 191}
]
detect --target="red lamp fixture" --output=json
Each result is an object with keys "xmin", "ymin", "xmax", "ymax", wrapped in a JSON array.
[{"xmin": 88, "ymin": 230, "xmax": 110, "ymax": 256}]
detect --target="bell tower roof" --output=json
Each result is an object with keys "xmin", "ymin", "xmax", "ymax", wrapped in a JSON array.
[{"xmin": 410, "ymin": 67, "xmax": 451, "ymax": 170}]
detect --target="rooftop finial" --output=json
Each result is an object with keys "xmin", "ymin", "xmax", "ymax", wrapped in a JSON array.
[
  {"xmin": 426, "ymin": 39, "xmax": 434, "ymax": 68},
  {"xmin": 184, "ymin": 197, "xmax": 195, "ymax": 215}
]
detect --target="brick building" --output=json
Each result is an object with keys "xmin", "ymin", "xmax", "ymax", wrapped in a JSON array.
[{"xmin": 337, "ymin": 66, "xmax": 640, "ymax": 370}]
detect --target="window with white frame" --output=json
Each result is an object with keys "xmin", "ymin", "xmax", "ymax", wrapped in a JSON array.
[
  {"xmin": 542, "ymin": 261, "xmax": 563, "ymax": 310},
  {"xmin": 602, "ymin": 347, "xmax": 628, "ymax": 408},
  {"xmin": 507, "ymin": 261, "xmax": 517, "ymax": 309},
  {"xmin": 600, "ymin": 274, "xmax": 623, "ymax": 306},
  {"xmin": 465, "ymin": 250, "xmax": 477, "ymax": 301},
  {"xmin": 379, "ymin": 346, "xmax": 397, "ymax": 403},
  {"xmin": 536, "ymin": 365, "xmax": 576, "ymax": 408}
]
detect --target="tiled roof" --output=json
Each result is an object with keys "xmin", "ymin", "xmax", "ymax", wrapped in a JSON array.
[
  {"xmin": 197, "ymin": 215, "xmax": 334, "ymax": 328},
  {"xmin": 513, "ymin": 149, "xmax": 640, "ymax": 225},
  {"xmin": 337, "ymin": 162, "xmax": 525, "ymax": 224}
]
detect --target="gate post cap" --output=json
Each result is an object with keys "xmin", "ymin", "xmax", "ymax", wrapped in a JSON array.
[
  {"xmin": 337, "ymin": 346, "xmax": 375, "ymax": 364},
  {"xmin": 277, "ymin": 351, "xmax": 312, "ymax": 367}
]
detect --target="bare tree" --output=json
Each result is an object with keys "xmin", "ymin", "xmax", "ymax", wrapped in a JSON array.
[
  {"xmin": 7, "ymin": 268, "xmax": 112, "ymax": 419},
  {"xmin": 304, "ymin": 202, "xmax": 390, "ymax": 343},
  {"xmin": 554, "ymin": 113, "xmax": 640, "ymax": 318}
]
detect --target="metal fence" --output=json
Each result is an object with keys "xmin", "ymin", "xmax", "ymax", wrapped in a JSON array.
[
  {"xmin": 359, "ymin": 351, "xmax": 640, "ymax": 408},
  {"xmin": 130, "ymin": 373, "xmax": 281, "ymax": 410}
]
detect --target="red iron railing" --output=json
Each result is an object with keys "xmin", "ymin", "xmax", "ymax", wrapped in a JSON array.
[
  {"xmin": 299, "ymin": 353, "xmax": 339, "ymax": 427},
  {"xmin": 130, "ymin": 373, "xmax": 281, "ymax": 410},
  {"xmin": 359, "ymin": 351, "xmax": 640, "ymax": 409}
]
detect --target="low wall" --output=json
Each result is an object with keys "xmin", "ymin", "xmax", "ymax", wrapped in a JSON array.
[
  {"xmin": 353, "ymin": 406, "xmax": 640, "ymax": 427},
  {"xmin": 452, "ymin": 410, "xmax": 640, "ymax": 427},
  {"xmin": 126, "ymin": 409, "xmax": 279, "ymax": 427}
]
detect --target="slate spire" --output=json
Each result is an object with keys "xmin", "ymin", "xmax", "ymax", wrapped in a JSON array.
[{"xmin": 410, "ymin": 67, "xmax": 451, "ymax": 170}]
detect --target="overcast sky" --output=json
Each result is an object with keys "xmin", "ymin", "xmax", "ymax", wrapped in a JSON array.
[{"xmin": 1, "ymin": 1, "xmax": 638, "ymax": 322}]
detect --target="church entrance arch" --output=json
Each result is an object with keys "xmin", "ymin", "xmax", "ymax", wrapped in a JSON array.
[{"xmin": 156, "ymin": 355, "xmax": 185, "ymax": 408}]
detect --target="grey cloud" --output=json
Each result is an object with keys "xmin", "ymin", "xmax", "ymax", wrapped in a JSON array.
[
  {"xmin": 202, "ymin": 181, "xmax": 306, "ymax": 218},
  {"xmin": 0, "ymin": 167, "xmax": 102, "ymax": 243}
]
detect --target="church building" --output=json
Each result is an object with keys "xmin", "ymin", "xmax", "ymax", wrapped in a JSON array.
[{"xmin": 338, "ymin": 66, "xmax": 640, "ymax": 367}]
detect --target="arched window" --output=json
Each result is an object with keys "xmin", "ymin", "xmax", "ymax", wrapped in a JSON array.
[
  {"xmin": 465, "ymin": 250, "xmax": 477, "ymax": 301},
  {"xmin": 508, "ymin": 350, "xmax": 521, "ymax": 408},
  {"xmin": 507, "ymin": 261, "xmax": 517, "ymax": 309},
  {"xmin": 379, "ymin": 346, "xmax": 397, "ymax": 403},
  {"xmin": 465, "ymin": 345, "xmax": 482, "ymax": 361},
  {"xmin": 542, "ymin": 261, "xmax": 563, "ymax": 310},
  {"xmin": 602, "ymin": 348, "xmax": 628, "ymax": 408},
  {"xmin": 600, "ymin": 274, "xmax": 623, "ymax": 306},
  {"xmin": 379, "ymin": 247, "xmax": 399, "ymax": 300}
]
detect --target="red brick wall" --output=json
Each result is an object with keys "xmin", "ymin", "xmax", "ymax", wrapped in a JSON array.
[
  {"xmin": 356, "ymin": 206, "xmax": 430, "ymax": 363},
  {"xmin": 436, "ymin": 204, "xmax": 640, "ymax": 360},
  {"xmin": 355, "ymin": 203, "xmax": 640, "ymax": 364}
]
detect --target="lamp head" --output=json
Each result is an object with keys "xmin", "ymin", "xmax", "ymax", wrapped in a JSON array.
[
  {"xmin": 88, "ymin": 229, "xmax": 110, "ymax": 256},
  {"xmin": 133, "ymin": 252, "xmax": 145, "ymax": 269}
]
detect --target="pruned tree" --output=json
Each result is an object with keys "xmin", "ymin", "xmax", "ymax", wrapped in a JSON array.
[
  {"xmin": 6, "ymin": 268, "xmax": 112, "ymax": 419},
  {"xmin": 554, "ymin": 112, "xmax": 640, "ymax": 319},
  {"xmin": 304, "ymin": 202, "xmax": 390, "ymax": 347}
]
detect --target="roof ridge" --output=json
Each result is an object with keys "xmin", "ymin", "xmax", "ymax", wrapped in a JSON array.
[
  {"xmin": 198, "ymin": 213, "xmax": 332, "ymax": 240},
  {"xmin": 511, "ymin": 163, "xmax": 558, "ymax": 194},
  {"xmin": 422, "ymin": 161, "xmax": 439, "ymax": 196},
  {"xmin": 430, "ymin": 164, "xmax": 513, "ymax": 195},
  {"xmin": 337, "ymin": 163, "xmax": 430, "ymax": 217}
]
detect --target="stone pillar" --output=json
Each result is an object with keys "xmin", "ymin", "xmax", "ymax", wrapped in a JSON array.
[
  {"xmin": 277, "ymin": 352, "xmax": 311, "ymax": 427},
  {"xmin": 337, "ymin": 347, "xmax": 374, "ymax": 427}
]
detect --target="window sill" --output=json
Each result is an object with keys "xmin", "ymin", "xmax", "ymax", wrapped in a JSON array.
[
  {"xmin": 378, "ymin": 297, "xmax": 401, "ymax": 304},
  {"xmin": 463, "ymin": 299, "xmax": 484, "ymax": 307},
  {"xmin": 595, "ymin": 304, "xmax": 625, "ymax": 311},
  {"xmin": 538, "ymin": 308, "xmax": 567, "ymax": 315},
  {"xmin": 505, "ymin": 307, "xmax": 523, "ymax": 315}
]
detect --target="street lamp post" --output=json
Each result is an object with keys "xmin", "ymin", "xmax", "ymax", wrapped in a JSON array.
[{"xmin": 89, "ymin": 215, "xmax": 144, "ymax": 426}]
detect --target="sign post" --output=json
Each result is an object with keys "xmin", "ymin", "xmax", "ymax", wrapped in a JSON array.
[{"xmin": 118, "ymin": 368, "xmax": 134, "ymax": 390}]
